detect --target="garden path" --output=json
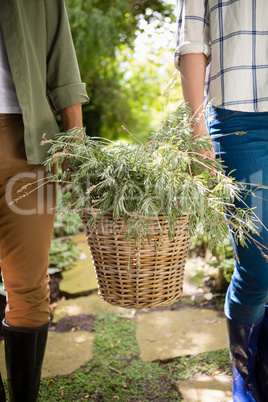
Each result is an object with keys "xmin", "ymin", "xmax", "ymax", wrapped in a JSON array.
[{"xmin": 0, "ymin": 234, "xmax": 232, "ymax": 400}]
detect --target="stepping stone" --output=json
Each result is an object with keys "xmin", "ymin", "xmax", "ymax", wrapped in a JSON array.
[
  {"xmin": 177, "ymin": 374, "xmax": 232, "ymax": 401},
  {"xmin": 60, "ymin": 234, "xmax": 98, "ymax": 296},
  {"xmin": 53, "ymin": 294, "xmax": 129, "ymax": 322},
  {"xmin": 43, "ymin": 331, "xmax": 94, "ymax": 377},
  {"xmin": 136, "ymin": 308, "xmax": 227, "ymax": 361},
  {"xmin": 0, "ymin": 331, "xmax": 94, "ymax": 379}
]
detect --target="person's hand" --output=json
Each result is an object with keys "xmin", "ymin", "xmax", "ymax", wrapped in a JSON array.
[
  {"xmin": 61, "ymin": 159, "xmax": 73, "ymax": 195},
  {"xmin": 59, "ymin": 104, "xmax": 83, "ymax": 195},
  {"xmin": 192, "ymin": 117, "xmax": 216, "ymax": 175}
]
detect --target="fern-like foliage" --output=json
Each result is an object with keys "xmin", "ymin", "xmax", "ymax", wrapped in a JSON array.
[{"xmin": 44, "ymin": 104, "xmax": 267, "ymax": 257}]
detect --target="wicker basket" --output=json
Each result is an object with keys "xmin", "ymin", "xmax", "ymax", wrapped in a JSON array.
[{"xmin": 82, "ymin": 213, "xmax": 190, "ymax": 309}]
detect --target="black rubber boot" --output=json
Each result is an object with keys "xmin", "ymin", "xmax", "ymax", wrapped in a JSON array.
[
  {"xmin": 0, "ymin": 372, "xmax": 6, "ymax": 401},
  {"xmin": 226, "ymin": 315, "xmax": 264, "ymax": 402},
  {"xmin": 3, "ymin": 319, "xmax": 49, "ymax": 402},
  {"xmin": 257, "ymin": 304, "xmax": 268, "ymax": 399}
]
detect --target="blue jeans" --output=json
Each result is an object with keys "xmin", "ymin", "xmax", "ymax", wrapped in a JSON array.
[{"xmin": 207, "ymin": 106, "xmax": 268, "ymax": 324}]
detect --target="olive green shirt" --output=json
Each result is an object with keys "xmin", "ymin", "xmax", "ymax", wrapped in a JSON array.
[{"xmin": 0, "ymin": 0, "xmax": 89, "ymax": 164}]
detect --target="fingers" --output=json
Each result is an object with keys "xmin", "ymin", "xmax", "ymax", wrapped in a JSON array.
[
  {"xmin": 61, "ymin": 184, "xmax": 68, "ymax": 195},
  {"xmin": 61, "ymin": 160, "xmax": 72, "ymax": 195}
]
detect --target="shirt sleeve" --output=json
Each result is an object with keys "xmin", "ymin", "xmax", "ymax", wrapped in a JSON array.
[
  {"xmin": 174, "ymin": 0, "xmax": 211, "ymax": 70},
  {"xmin": 45, "ymin": 0, "xmax": 89, "ymax": 114}
]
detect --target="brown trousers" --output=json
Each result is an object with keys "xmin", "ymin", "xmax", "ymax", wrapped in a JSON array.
[{"xmin": 0, "ymin": 114, "xmax": 57, "ymax": 327}]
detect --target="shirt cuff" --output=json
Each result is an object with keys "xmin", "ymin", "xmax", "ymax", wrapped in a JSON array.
[
  {"xmin": 48, "ymin": 83, "xmax": 89, "ymax": 114},
  {"xmin": 174, "ymin": 41, "xmax": 211, "ymax": 70}
]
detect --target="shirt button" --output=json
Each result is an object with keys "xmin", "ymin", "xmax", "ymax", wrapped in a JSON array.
[
  {"xmin": 4, "ymin": 24, "xmax": 12, "ymax": 32},
  {"xmin": 14, "ymin": 68, "xmax": 21, "ymax": 77}
]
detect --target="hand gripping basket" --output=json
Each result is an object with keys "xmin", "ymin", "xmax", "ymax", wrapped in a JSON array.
[{"xmin": 82, "ymin": 213, "xmax": 190, "ymax": 309}]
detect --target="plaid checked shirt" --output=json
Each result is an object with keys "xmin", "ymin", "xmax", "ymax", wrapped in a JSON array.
[{"xmin": 175, "ymin": 0, "xmax": 268, "ymax": 112}]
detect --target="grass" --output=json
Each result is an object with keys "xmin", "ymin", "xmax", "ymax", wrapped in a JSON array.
[{"xmin": 34, "ymin": 314, "xmax": 231, "ymax": 401}]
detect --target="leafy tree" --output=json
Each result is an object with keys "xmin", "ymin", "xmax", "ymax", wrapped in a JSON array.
[{"xmin": 65, "ymin": 0, "xmax": 176, "ymax": 140}]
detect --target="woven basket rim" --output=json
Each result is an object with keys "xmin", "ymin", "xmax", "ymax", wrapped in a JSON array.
[{"xmin": 82, "ymin": 210, "xmax": 189, "ymax": 222}]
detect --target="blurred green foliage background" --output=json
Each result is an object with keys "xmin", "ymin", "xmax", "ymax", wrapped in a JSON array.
[{"xmin": 66, "ymin": 0, "xmax": 181, "ymax": 141}]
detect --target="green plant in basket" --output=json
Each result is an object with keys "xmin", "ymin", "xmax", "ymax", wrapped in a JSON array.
[
  {"xmin": 43, "ymin": 103, "xmax": 265, "ymax": 253},
  {"xmin": 42, "ymin": 103, "xmax": 268, "ymax": 309}
]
